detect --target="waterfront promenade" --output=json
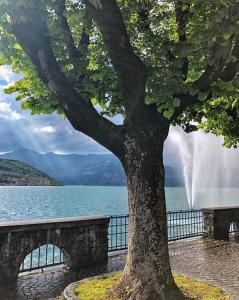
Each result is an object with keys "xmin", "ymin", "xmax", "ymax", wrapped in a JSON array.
[{"xmin": 17, "ymin": 237, "xmax": 239, "ymax": 300}]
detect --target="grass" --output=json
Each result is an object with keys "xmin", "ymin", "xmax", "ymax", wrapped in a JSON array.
[
  {"xmin": 174, "ymin": 274, "xmax": 229, "ymax": 300},
  {"xmin": 74, "ymin": 272, "xmax": 230, "ymax": 300},
  {"xmin": 75, "ymin": 273, "xmax": 122, "ymax": 300}
]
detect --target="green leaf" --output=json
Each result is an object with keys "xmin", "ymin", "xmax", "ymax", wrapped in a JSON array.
[
  {"xmin": 0, "ymin": 0, "xmax": 238, "ymax": 147},
  {"xmin": 163, "ymin": 108, "xmax": 174, "ymax": 119},
  {"xmin": 198, "ymin": 92, "xmax": 208, "ymax": 101},
  {"xmin": 173, "ymin": 98, "xmax": 181, "ymax": 107},
  {"xmin": 145, "ymin": 95, "xmax": 152, "ymax": 105},
  {"xmin": 21, "ymin": 101, "xmax": 29, "ymax": 109}
]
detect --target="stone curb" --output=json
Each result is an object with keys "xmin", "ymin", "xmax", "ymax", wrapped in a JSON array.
[
  {"xmin": 63, "ymin": 270, "xmax": 231, "ymax": 300},
  {"xmin": 63, "ymin": 272, "xmax": 120, "ymax": 300}
]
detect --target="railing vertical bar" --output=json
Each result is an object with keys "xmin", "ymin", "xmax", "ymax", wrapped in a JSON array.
[
  {"xmin": 116, "ymin": 217, "xmax": 118, "ymax": 250},
  {"xmin": 45, "ymin": 244, "xmax": 48, "ymax": 266},
  {"xmin": 38, "ymin": 245, "xmax": 41, "ymax": 267},
  {"xmin": 120, "ymin": 217, "xmax": 122, "ymax": 249},
  {"xmin": 53, "ymin": 244, "xmax": 55, "ymax": 264},
  {"xmin": 125, "ymin": 216, "xmax": 127, "ymax": 248},
  {"xmin": 60, "ymin": 249, "xmax": 62, "ymax": 263},
  {"xmin": 111, "ymin": 218, "xmax": 113, "ymax": 250},
  {"xmin": 30, "ymin": 251, "xmax": 33, "ymax": 270}
]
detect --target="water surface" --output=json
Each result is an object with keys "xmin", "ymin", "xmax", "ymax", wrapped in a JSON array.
[
  {"xmin": 0, "ymin": 186, "xmax": 191, "ymax": 221},
  {"xmin": 0, "ymin": 186, "xmax": 238, "ymax": 221}
]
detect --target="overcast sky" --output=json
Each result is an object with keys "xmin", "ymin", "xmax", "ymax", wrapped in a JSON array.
[
  {"xmin": 0, "ymin": 66, "xmax": 111, "ymax": 154},
  {"xmin": 0, "ymin": 65, "xmax": 238, "ymax": 173}
]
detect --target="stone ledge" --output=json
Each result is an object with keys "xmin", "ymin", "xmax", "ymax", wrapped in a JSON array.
[
  {"xmin": 0, "ymin": 216, "xmax": 110, "ymax": 233},
  {"xmin": 202, "ymin": 206, "xmax": 239, "ymax": 212}
]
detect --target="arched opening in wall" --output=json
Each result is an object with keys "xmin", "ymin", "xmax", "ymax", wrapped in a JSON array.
[
  {"xmin": 229, "ymin": 222, "xmax": 239, "ymax": 242},
  {"xmin": 17, "ymin": 244, "xmax": 68, "ymax": 299},
  {"xmin": 19, "ymin": 244, "xmax": 65, "ymax": 273}
]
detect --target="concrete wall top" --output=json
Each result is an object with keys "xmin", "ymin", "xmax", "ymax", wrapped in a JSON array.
[
  {"xmin": 202, "ymin": 207, "xmax": 239, "ymax": 213},
  {"xmin": 0, "ymin": 216, "xmax": 110, "ymax": 233}
]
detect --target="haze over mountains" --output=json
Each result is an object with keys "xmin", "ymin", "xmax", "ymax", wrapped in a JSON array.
[{"xmin": 0, "ymin": 148, "xmax": 184, "ymax": 186}]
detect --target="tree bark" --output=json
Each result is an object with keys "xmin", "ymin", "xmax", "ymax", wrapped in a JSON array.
[
  {"xmin": 9, "ymin": 2, "xmax": 185, "ymax": 299},
  {"xmin": 116, "ymin": 124, "xmax": 185, "ymax": 300}
]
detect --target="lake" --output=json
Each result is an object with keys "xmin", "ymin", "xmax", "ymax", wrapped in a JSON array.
[
  {"xmin": 0, "ymin": 185, "xmax": 237, "ymax": 271},
  {"xmin": 0, "ymin": 186, "xmax": 238, "ymax": 221}
]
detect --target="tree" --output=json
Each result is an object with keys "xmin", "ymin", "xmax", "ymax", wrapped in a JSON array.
[{"xmin": 0, "ymin": 0, "xmax": 238, "ymax": 299}]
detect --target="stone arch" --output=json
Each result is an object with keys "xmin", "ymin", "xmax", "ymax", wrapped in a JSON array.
[
  {"xmin": 11, "ymin": 230, "xmax": 71, "ymax": 277},
  {"xmin": 19, "ymin": 243, "xmax": 67, "ymax": 272}
]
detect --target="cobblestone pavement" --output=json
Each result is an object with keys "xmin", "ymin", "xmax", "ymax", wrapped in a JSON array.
[
  {"xmin": 170, "ymin": 238, "xmax": 239, "ymax": 299},
  {"xmin": 16, "ymin": 251, "xmax": 126, "ymax": 300},
  {"xmin": 17, "ymin": 238, "xmax": 239, "ymax": 299}
]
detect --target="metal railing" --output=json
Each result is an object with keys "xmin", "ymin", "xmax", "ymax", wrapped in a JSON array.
[
  {"xmin": 19, "ymin": 209, "xmax": 206, "ymax": 272},
  {"xmin": 108, "ymin": 210, "xmax": 203, "ymax": 251},
  {"xmin": 108, "ymin": 215, "xmax": 129, "ymax": 251},
  {"xmin": 167, "ymin": 209, "xmax": 203, "ymax": 241},
  {"xmin": 19, "ymin": 244, "xmax": 64, "ymax": 273}
]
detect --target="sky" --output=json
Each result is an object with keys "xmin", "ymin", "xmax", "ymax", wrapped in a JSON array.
[
  {"xmin": 0, "ymin": 65, "xmax": 238, "ymax": 174},
  {"xmin": 0, "ymin": 65, "xmax": 110, "ymax": 154}
]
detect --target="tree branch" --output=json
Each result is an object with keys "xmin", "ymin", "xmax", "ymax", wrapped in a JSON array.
[
  {"xmin": 173, "ymin": 3, "xmax": 239, "ymax": 119},
  {"xmin": 192, "ymin": 2, "xmax": 239, "ymax": 92},
  {"xmin": 193, "ymin": 41, "xmax": 232, "ymax": 92},
  {"xmin": 175, "ymin": 1, "xmax": 190, "ymax": 80},
  {"xmin": 84, "ymin": 0, "xmax": 147, "ymax": 108},
  {"xmin": 55, "ymin": 0, "xmax": 80, "ymax": 72},
  {"xmin": 171, "ymin": 93, "xmax": 198, "ymax": 121},
  {"xmin": 221, "ymin": 35, "xmax": 239, "ymax": 82},
  {"xmin": 10, "ymin": 2, "xmax": 124, "ymax": 158},
  {"xmin": 55, "ymin": 0, "xmax": 91, "ymax": 79}
]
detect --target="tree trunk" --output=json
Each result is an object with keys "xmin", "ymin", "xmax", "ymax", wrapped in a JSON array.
[{"xmin": 115, "ymin": 126, "xmax": 185, "ymax": 300}]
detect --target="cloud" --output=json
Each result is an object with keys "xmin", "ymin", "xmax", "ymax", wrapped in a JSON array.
[
  {"xmin": 0, "ymin": 102, "xmax": 23, "ymax": 121},
  {"xmin": 0, "ymin": 67, "xmax": 112, "ymax": 154},
  {"xmin": 0, "ymin": 66, "xmax": 236, "ymax": 169},
  {"xmin": 0, "ymin": 66, "xmax": 22, "ymax": 86},
  {"xmin": 37, "ymin": 126, "xmax": 56, "ymax": 133}
]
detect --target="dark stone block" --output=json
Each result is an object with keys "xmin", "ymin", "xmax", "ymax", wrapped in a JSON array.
[{"xmin": 202, "ymin": 207, "xmax": 239, "ymax": 241}]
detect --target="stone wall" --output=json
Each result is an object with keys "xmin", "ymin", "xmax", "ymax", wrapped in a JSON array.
[
  {"xmin": 0, "ymin": 216, "xmax": 109, "ymax": 300},
  {"xmin": 203, "ymin": 207, "xmax": 239, "ymax": 240}
]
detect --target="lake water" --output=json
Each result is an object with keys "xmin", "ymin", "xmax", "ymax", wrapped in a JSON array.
[
  {"xmin": 0, "ymin": 186, "xmax": 238, "ymax": 221},
  {"xmin": 0, "ymin": 185, "xmax": 237, "ymax": 271}
]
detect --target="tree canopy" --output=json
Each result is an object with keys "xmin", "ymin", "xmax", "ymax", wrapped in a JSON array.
[
  {"xmin": 0, "ymin": 0, "xmax": 238, "ymax": 147},
  {"xmin": 1, "ymin": 2, "xmax": 239, "ymax": 299}
]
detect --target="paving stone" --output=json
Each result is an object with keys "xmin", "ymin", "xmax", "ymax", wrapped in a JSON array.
[{"xmin": 17, "ymin": 238, "xmax": 239, "ymax": 300}]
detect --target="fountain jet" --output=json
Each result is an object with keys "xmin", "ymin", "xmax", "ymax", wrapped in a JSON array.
[{"xmin": 165, "ymin": 126, "xmax": 239, "ymax": 208}]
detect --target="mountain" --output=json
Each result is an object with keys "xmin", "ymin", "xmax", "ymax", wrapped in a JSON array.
[
  {"xmin": 0, "ymin": 148, "xmax": 184, "ymax": 186},
  {"xmin": 0, "ymin": 159, "xmax": 62, "ymax": 186}
]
